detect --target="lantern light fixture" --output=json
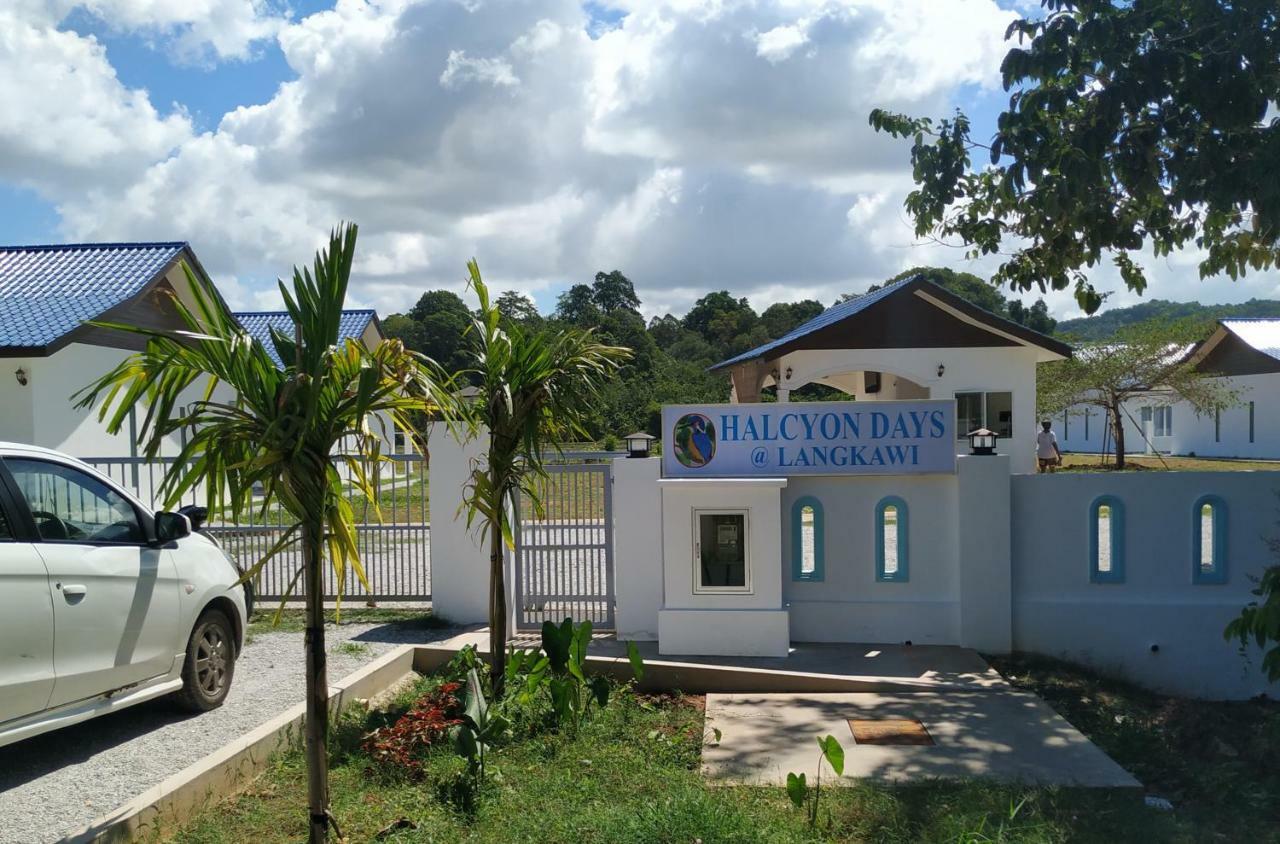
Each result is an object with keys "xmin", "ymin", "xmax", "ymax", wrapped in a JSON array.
[
  {"xmin": 623, "ymin": 432, "xmax": 655, "ymax": 459},
  {"xmin": 967, "ymin": 427, "xmax": 998, "ymax": 456},
  {"xmin": 14, "ymin": 367, "xmax": 27, "ymax": 386}
]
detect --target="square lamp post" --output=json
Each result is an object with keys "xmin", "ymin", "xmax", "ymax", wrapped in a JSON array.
[
  {"xmin": 967, "ymin": 427, "xmax": 998, "ymax": 456},
  {"xmin": 624, "ymin": 432, "xmax": 655, "ymax": 458}
]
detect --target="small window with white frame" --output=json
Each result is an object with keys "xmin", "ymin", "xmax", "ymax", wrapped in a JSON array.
[
  {"xmin": 694, "ymin": 509, "xmax": 751, "ymax": 593},
  {"xmin": 955, "ymin": 391, "xmax": 1013, "ymax": 438}
]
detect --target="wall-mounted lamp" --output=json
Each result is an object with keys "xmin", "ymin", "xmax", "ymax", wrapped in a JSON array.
[
  {"xmin": 14, "ymin": 367, "xmax": 28, "ymax": 386},
  {"xmin": 770, "ymin": 368, "xmax": 779, "ymax": 381},
  {"xmin": 784, "ymin": 366, "xmax": 793, "ymax": 381},
  {"xmin": 936, "ymin": 363, "xmax": 945, "ymax": 378}
]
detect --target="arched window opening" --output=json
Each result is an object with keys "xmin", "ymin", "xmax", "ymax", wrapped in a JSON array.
[
  {"xmin": 791, "ymin": 497, "xmax": 824, "ymax": 581},
  {"xmin": 1090, "ymin": 496, "xmax": 1125, "ymax": 583},
  {"xmin": 1193, "ymin": 496, "xmax": 1228, "ymax": 584},
  {"xmin": 875, "ymin": 497, "xmax": 908, "ymax": 582}
]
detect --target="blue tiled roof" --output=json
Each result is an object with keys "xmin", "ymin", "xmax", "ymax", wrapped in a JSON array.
[
  {"xmin": 710, "ymin": 276, "xmax": 915, "ymax": 370},
  {"xmin": 0, "ymin": 242, "xmax": 186, "ymax": 351},
  {"xmin": 233, "ymin": 309, "xmax": 378, "ymax": 367}
]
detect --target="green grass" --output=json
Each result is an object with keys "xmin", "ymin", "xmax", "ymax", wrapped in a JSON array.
[
  {"xmin": 245, "ymin": 608, "xmax": 446, "ymax": 641},
  {"xmin": 169, "ymin": 654, "xmax": 1280, "ymax": 844},
  {"xmin": 1060, "ymin": 452, "xmax": 1280, "ymax": 472}
]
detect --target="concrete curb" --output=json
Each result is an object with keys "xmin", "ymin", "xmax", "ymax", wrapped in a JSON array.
[
  {"xmin": 64, "ymin": 645, "xmax": 418, "ymax": 844},
  {"xmin": 410, "ymin": 643, "xmax": 1003, "ymax": 694}
]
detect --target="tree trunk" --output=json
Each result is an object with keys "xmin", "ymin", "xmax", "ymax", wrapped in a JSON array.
[
  {"xmin": 1110, "ymin": 402, "xmax": 1126, "ymax": 470},
  {"xmin": 302, "ymin": 523, "xmax": 330, "ymax": 844},
  {"xmin": 489, "ymin": 515, "xmax": 507, "ymax": 698}
]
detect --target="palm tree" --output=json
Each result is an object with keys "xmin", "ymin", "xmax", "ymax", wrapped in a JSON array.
[
  {"xmin": 457, "ymin": 260, "xmax": 630, "ymax": 696},
  {"xmin": 76, "ymin": 224, "xmax": 449, "ymax": 843}
]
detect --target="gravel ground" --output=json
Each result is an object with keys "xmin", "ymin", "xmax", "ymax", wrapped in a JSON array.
[{"xmin": 0, "ymin": 620, "xmax": 452, "ymax": 844}]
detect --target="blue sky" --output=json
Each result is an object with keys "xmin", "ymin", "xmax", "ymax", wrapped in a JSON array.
[{"xmin": 3, "ymin": 1, "xmax": 1274, "ymax": 318}]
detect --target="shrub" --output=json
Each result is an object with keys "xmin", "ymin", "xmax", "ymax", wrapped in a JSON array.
[{"xmin": 363, "ymin": 681, "xmax": 465, "ymax": 776}]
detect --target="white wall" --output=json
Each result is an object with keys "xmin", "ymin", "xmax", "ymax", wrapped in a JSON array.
[
  {"xmin": 1011, "ymin": 471, "xmax": 1279, "ymax": 698},
  {"xmin": 657, "ymin": 477, "xmax": 790, "ymax": 656},
  {"xmin": 425, "ymin": 423, "xmax": 492, "ymax": 625},
  {"xmin": 1058, "ymin": 373, "xmax": 1280, "ymax": 460},
  {"xmin": 775, "ymin": 346, "xmax": 1041, "ymax": 473},
  {"xmin": 782, "ymin": 472, "xmax": 960, "ymax": 644},
  {"xmin": 613, "ymin": 457, "xmax": 663, "ymax": 641},
  {"xmin": 0, "ymin": 360, "xmax": 35, "ymax": 445}
]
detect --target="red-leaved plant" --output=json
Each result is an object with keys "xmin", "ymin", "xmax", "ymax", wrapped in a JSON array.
[{"xmin": 363, "ymin": 682, "xmax": 465, "ymax": 776}]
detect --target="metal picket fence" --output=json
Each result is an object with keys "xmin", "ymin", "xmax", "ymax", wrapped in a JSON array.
[
  {"xmin": 82, "ymin": 454, "xmax": 430, "ymax": 603},
  {"xmin": 513, "ymin": 451, "xmax": 618, "ymax": 631}
]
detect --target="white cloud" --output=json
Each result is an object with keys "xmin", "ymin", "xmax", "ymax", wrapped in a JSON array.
[
  {"xmin": 8, "ymin": 0, "xmax": 1265, "ymax": 324},
  {"xmin": 440, "ymin": 50, "xmax": 521, "ymax": 89},
  {"xmin": 755, "ymin": 23, "xmax": 808, "ymax": 63}
]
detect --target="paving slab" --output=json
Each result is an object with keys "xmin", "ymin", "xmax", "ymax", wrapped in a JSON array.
[{"xmin": 702, "ymin": 691, "xmax": 1140, "ymax": 788}]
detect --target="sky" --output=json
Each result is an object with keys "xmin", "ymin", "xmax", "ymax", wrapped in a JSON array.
[{"xmin": 3, "ymin": 0, "xmax": 1278, "ymax": 322}]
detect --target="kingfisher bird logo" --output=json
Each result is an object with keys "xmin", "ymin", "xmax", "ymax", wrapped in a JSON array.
[{"xmin": 673, "ymin": 413, "xmax": 716, "ymax": 468}]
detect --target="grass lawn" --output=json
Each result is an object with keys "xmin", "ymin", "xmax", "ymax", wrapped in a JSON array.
[
  {"xmin": 171, "ymin": 654, "xmax": 1280, "ymax": 843},
  {"xmin": 1059, "ymin": 452, "xmax": 1280, "ymax": 472},
  {"xmin": 244, "ymin": 608, "xmax": 445, "ymax": 641}
]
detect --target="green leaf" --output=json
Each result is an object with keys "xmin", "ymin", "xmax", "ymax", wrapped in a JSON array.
[
  {"xmin": 587, "ymin": 675, "xmax": 610, "ymax": 708},
  {"xmin": 817, "ymin": 735, "xmax": 845, "ymax": 777},
  {"xmin": 786, "ymin": 772, "xmax": 807, "ymax": 808},
  {"xmin": 626, "ymin": 640, "xmax": 645, "ymax": 682}
]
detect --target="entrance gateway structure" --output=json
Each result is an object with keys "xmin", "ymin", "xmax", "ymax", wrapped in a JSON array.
[{"xmin": 430, "ymin": 278, "xmax": 1279, "ymax": 700}]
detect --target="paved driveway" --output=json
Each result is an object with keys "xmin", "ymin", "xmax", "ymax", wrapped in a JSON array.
[{"xmin": 0, "ymin": 620, "xmax": 449, "ymax": 844}]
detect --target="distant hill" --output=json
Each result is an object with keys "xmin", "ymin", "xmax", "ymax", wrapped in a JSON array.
[{"xmin": 1055, "ymin": 298, "xmax": 1280, "ymax": 341}]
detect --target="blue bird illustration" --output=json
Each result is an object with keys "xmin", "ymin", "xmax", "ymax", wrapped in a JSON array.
[{"xmin": 688, "ymin": 416, "xmax": 713, "ymax": 466}]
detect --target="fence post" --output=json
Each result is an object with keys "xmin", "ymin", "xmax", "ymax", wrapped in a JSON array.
[
  {"xmin": 957, "ymin": 454, "xmax": 1013, "ymax": 652},
  {"xmin": 426, "ymin": 423, "xmax": 491, "ymax": 624},
  {"xmin": 612, "ymin": 456, "xmax": 662, "ymax": 640}
]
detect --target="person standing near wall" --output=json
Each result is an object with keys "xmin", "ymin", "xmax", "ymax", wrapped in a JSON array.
[{"xmin": 1036, "ymin": 419, "xmax": 1062, "ymax": 473}]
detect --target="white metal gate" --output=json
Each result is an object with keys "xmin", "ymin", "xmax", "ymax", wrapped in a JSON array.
[{"xmin": 513, "ymin": 455, "xmax": 615, "ymax": 631}]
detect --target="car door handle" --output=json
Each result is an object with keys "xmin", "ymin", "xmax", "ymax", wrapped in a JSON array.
[{"xmin": 58, "ymin": 583, "xmax": 87, "ymax": 597}]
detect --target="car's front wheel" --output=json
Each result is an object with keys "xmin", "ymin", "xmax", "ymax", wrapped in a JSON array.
[{"xmin": 175, "ymin": 609, "xmax": 236, "ymax": 712}]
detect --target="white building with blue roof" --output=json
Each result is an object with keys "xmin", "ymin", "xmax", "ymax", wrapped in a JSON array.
[
  {"xmin": 709, "ymin": 274, "xmax": 1073, "ymax": 473},
  {"xmin": 1056, "ymin": 317, "xmax": 1280, "ymax": 460},
  {"xmin": 0, "ymin": 243, "xmax": 388, "ymax": 459}
]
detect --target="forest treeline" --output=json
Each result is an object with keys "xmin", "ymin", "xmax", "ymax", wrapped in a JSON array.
[{"xmin": 382, "ymin": 266, "xmax": 1059, "ymax": 439}]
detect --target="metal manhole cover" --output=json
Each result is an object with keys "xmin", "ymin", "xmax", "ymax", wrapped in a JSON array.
[{"xmin": 847, "ymin": 718, "xmax": 935, "ymax": 746}]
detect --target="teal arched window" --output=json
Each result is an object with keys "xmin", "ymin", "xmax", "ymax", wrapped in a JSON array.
[
  {"xmin": 1089, "ymin": 496, "xmax": 1125, "ymax": 583},
  {"xmin": 791, "ymin": 496, "xmax": 824, "ymax": 581},
  {"xmin": 1192, "ymin": 495, "xmax": 1227, "ymax": 584},
  {"xmin": 875, "ymin": 497, "xmax": 908, "ymax": 582}
]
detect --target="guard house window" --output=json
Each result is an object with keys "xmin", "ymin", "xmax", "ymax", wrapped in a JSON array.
[
  {"xmin": 955, "ymin": 392, "xmax": 1013, "ymax": 439},
  {"xmin": 791, "ymin": 497, "xmax": 824, "ymax": 582},
  {"xmin": 1154, "ymin": 406, "xmax": 1173, "ymax": 437},
  {"xmin": 1090, "ymin": 496, "xmax": 1125, "ymax": 583},
  {"xmin": 875, "ymin": 497, "xmax": 909, "ymax": 582},
  {"xmin": 1192, "ymin": 496, "xmax": 1228, "ymax": 584},
  {"xmin": 694, "ymin": 510, "xmax": 750, "ymax": 593}
]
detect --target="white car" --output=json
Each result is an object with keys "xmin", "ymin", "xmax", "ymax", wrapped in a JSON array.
[{"xmin": 0, "ymin": 442, "xmax": 247, "ymax": 748}]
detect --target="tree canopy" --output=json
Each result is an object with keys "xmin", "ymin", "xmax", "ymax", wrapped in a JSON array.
[
  {"xmin": 1036, "ymin": 318, "xmax": 1237, "ymax": 466},
  {"xmin": 870, "ymin": 0, "xmax": 1280, "ymax": 313}
]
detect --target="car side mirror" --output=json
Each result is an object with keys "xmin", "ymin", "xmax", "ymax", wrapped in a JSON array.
[{"xmin": 154, "ymin": 511, "xmax": 192, "ymax": 544}]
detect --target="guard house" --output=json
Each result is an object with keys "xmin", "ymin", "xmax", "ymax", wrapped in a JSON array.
[{"xmin": 709, "ymin": 274, "xmax": 1072, "ymax": 474}]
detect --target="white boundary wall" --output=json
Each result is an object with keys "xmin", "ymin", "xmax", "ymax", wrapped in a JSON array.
[
  {"xmin": 1011, "ymin": 471, "xmax": 1278, "ymax": 699},
  {"xmin": 435, "ymin": 445, "xmax": 1280, "ymax": 699}
]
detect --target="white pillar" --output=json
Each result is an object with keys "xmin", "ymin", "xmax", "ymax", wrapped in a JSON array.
[
  {"xmin": 956, "ymin": 454, "xmax": 1012, "ymax": 653},
  {"xmin": 776, "ymin": 387, "xmax": 791, "ymax": 402},
  {"xmin": 612, "ymin": 456, "xmax": 663, "ymax": 640},
  {"xmin": 426, "ymin": 423, "xmax": 491, "ymax": 624}
]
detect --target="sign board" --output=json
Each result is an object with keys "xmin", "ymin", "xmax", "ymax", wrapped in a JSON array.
[{"xmin": 662, "ymin": 400, "xmax": 957, "ymax": 478}]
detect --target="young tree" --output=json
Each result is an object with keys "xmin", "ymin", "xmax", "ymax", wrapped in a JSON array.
[
  {"xmin": 457, "ymin": 260, "xmax": 629, "ymax": 696},
  {"xmin": 871, "ymin": 0, "xmax": 1280, "ymax": 313},
  {"xmin": 1037, "ymin": 320, "xmax": 1237, "ymax": 467},
  {"xmin": 76, "ymin": 224, "xmax": 448, "ymax": 843}
]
